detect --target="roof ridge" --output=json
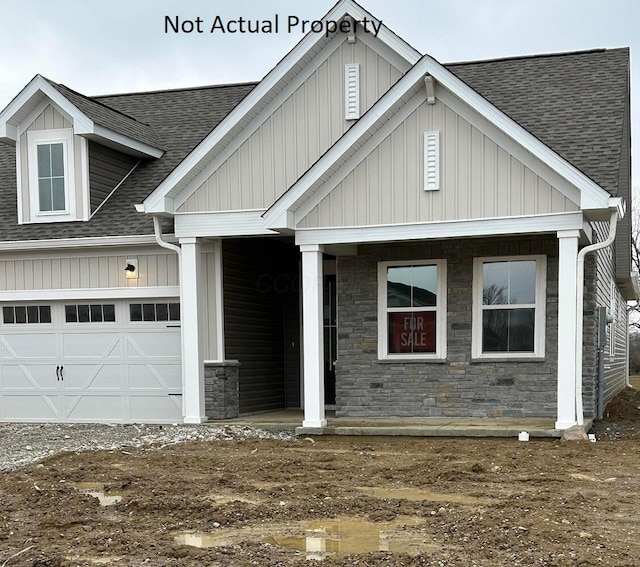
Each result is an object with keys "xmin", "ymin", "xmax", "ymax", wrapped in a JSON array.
[
  {"xmin": 444, "ymin": 47, "xmax": 627, "ymax": 67},
  {"xmin": 94, "ymin": 81, "xmax": 259, "ymax": 100}
]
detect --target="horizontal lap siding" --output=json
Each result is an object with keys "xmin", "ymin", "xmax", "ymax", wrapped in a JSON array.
[
  {"xmin": 0, "ymin": 248, "xmax": 179, "ymax": 290},
  {"xmin": 88, "ymin": 142, "xmax": 138, "ymax": 212},
  {"xmin": 223, "ymin": 239, "xmax": 300, "ymax": 414},
  {"xmin": 592, "ymin": 221, "xmax": 628, "ymax": 409}
]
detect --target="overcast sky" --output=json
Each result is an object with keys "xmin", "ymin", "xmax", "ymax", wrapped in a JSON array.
[{"xmin": 1, "ymin": 0, "xmax": 638, "ymax": 185}]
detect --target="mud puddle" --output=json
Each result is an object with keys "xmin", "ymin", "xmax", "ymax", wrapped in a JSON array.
[
  {"xmin": 73, "ymin": 482, "xmax": 123, "ymax": 506},
  {"xmin": 175, "ymin": 517, "xmax": 436, "ymax": 559}
]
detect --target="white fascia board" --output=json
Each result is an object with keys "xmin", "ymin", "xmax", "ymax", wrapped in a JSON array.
[
  {"xmin": 0, "ymin": 286, "xmax": 180, "ymax": 302},
  {"xmin": 339, "ymin": 0, "xmax": 421, "ymax": 65},
  {"xmin": 144, "ymin": 196, "xmax": 175, "ymax": 215},
  {"xmin": 0, "ymin": 75, "xmax": 93, "ymax": 138},
  {"xmin": 142, "ymin": 0, "xmax": 421, "ymax": 215},
  {"xmin": 264, "ymin": 58, "xmax": 430, "ymax": 228},
  {"xmin": 174, "ymin": 210, "xmax": 278, "ymax": 238},
  {"xmin": 422, "ymin": 57, "xmax": 611, "ymax": 210},
  {"xmin": 294, "ymin": 212, "xmax": 586, "ymax": 246},
  {"xmin": 89, "ymin": 126, "xmax": 164, "ymax": 158},
  {"xmin": 0, "ymin": 234, "xmax": 177, "ymax": 252},
  {"xmin": 0, "ymin": 123, "xmax": 17, "ymax": 143},
  {"xmin": 356, "ymin": 29, "xmax": 413, "ymax": 73}
]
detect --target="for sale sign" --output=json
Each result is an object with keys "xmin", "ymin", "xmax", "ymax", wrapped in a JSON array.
[{"xmin": 388, "ymin": 312, "xmax": 435, "ymax": 353}]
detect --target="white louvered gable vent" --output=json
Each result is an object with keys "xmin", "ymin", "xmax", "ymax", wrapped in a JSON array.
[
  {"xmin": 424, "ymin": 131, "xmax": 440, "ymax": 191},
  {"xmin": 344, "ymin": 63, "xmax": 360, "ymax": 120}
]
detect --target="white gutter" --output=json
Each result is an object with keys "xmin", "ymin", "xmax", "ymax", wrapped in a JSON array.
[
  {"xmin": 153, "ymin": 216, "xmax": 181, "ymax": 258},
  {"xmin": 575, "ymin": 202, "xmax": 621, "ymax": 425}
]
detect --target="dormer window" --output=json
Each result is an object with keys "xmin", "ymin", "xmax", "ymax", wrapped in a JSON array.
[
  {"xmin": 37, "ymin": 142, "xmax": 65, "ymax": 211},
  {"xmin": 27, "ymin": 129, "xmax": 77, "ymax": 222}
]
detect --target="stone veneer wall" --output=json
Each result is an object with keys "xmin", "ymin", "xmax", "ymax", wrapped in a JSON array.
[
  {"xmin": 335, "ymin": 235, "xmax": 595, "ymax": 419},
  {"xmin": 204, "ymin": 361, "xmax": 240, "ymax": 419}
]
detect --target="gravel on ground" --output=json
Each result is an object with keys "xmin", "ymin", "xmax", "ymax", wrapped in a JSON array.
[{"xmin": 0, "ymin": 423, "xmax": 295, "ymax": 472}]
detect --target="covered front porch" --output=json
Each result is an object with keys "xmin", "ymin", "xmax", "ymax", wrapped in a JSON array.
[{"xmin": 208, "ymin": 409, "xmax": 574, "ymax": 438}]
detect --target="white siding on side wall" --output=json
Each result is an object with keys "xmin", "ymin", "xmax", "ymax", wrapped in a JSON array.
[
  {"xmin": 0, "ymin": 247, "xmax": 179, "ymax": 291},
  {"xmin": 178, "ymin": 38, "xmax": 403, "ymax": 213},
  {"xmin": 592, "ymin": 221, "xmax": 628, "ymax": 406},
  {"xmin": 298, "ymin": 96, "xmax": 579, "ymax": 228}
]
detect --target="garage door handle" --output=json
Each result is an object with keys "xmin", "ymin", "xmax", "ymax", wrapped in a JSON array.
[
  {"xmin": 56, "ymin": 365, "xmax": 60, "ymax": 381},
  {"xmin": 60, "ymin": 366, "xmax": 64, "ymax": 381}
]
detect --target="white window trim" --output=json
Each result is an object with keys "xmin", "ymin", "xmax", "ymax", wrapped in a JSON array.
[
  {"xmin": 472, "ymin": 255, "xmax": 547, "ymax": 360},
  {"xmin": 377, "ymin": 259, "xmax": 447, "ymax": 361},
  {"xmin": 27, "ymin": 128, "xmax": 77, "ymax": 223}
]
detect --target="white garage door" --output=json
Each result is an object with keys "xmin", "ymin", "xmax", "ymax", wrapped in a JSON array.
[{"xmin": 0, "ymin": 300, "xmax": 182, "ymax": 423}]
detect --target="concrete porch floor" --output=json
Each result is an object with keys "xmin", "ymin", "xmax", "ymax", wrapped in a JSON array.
[{"xmin": 207, "ymin": 410, "xmax": 582, "ymax": 438}]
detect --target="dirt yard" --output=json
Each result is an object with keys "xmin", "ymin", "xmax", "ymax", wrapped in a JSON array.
[{"xmin": 2, "ymin": 386, "xmax": 640, "ymax": 566}]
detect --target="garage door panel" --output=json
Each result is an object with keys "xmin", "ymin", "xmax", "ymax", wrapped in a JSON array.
[
  {"xmin": 2, "ymin": 394, "xmax": 61, "ymax": 420},
  {"xmin": 64, "ymin": 394, "xmax": 125, "ymax": 422},
  {"xmin": 129, "ymin": 394, "xmax": 182, "ymax": 422},
  {"xmin": 127, "ymin": 333, "xmax": 181, "ymax": 358},
  {"xmin": 1, "ymin": 300, "xmax": 183, "ymax": 423},
  {"xmin": 2, "ymin": 364, "xmax": 59, "ymax": 390},
  {"xmin": 61, "ymin": 333, "xmax": 122, "ymax": 359},
  {"xmin": 1, "ymin": 335, "xmax": 57, "ymax": 359},
  {"xmin": 62, "ymin": 364, "xmax": 124, "ymax": 390},
  {"xmin": 129, "ymin": 364, "xmax": 180, "ymax": 391}
]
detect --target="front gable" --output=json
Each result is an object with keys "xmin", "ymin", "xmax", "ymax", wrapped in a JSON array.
[
  {"xmin": 143, "ymin": 0, "xmax": 421, "ymax": 217},
  {"xmin": 264, "ymin": 53, "xmax": 616, "ymax": 235},
  {"xmin": 177, "ymin": 36, "xmax": 405, "ymax": 213},
  {"xmin": 297, "ymin": 89, "xmax": 579, "ymax": 229}
]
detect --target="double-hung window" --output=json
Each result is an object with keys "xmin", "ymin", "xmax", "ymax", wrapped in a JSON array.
[
  {"xmin": 472, "ymin": 256, "xmax": 546, "ymax": 359},
  {"xmin": 27, "ymin": 129, "xmax": 76, "ymax": 222},
  {"xmin": 378, "ymin": 260, "xmax": 446, "ymax": 360}
]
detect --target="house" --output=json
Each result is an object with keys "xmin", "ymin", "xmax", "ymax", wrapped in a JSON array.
[{"xmin": 0, "ymin": 0, "xmax": 634, "ymax": 431}]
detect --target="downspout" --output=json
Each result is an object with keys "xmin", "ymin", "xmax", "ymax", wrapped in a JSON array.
[
  {"xmin": 153, "ymin": 216, "xmax": 181, "ymax": 258},
  {"xmin": 575, "ymin": 208, "xmax": 619, "ymax": 426}
]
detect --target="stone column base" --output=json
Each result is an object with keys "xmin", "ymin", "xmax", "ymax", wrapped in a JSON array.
[{"xmin": 204, "ymin": 360, "xmax": 240, "ymax": 419}]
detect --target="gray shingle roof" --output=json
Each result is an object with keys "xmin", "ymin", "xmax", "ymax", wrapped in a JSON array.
[
  {"xmin": 0, "ymin": 82, "xmax": 255, "ymax": 241},
  {"xmin": 0, "ymin": 48, "xmax": 629, "ymax": 243},
  {"xmin": 447, "ymin": 48, "xmax": 629, "ymax": 196},
  {"xmin": 44, "ymin": 78, "xmax": 165, "ymax": 151}
]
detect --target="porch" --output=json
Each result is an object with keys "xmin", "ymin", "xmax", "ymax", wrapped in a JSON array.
[{"xmin": 208, "ymin": 410, "xmax": 579, "ymax": 438}]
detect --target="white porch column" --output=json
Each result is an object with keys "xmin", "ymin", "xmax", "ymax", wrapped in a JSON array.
[
  {"xmin": 180, "ymin": 237, "xmax": 206, "ymax": 423},
  {"xmin": 301, "ymin": 244, "xmax": 326, "ymax": 428},
  {"xmin": 556, "ymin": 230, "xmax": 580, "ymax": 429}
]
